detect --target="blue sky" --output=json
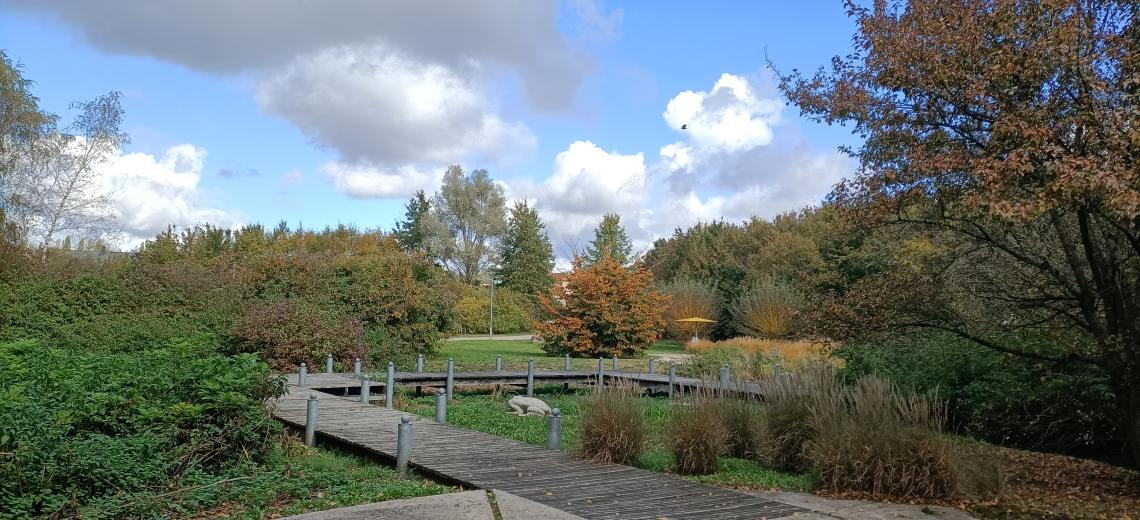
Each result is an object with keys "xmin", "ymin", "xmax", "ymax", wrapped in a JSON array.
[{"xmin": 0, "ymin": 1, "xmax": 860, "ymax": 255}]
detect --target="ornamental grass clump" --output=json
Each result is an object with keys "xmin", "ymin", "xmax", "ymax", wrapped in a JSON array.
[
  {"xmin": 718, "ymin": 394, "xmax": 764, "ymax": 459},
  {"xmin": 579, "ymin": 381, "xmax": 647, "ymax": 465},
  {"xmin": 805, "ymin": 376, "xmax": 992, "ymax": 499},
  {"xmin": 752, "ymin": 365, "xmax": 842, "ymax": 472},
  {"xmin": 667, "ymin": 389, "xmax": 729, "ymax": 475}
]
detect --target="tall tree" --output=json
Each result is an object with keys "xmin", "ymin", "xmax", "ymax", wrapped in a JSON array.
[
  {"xmin": 394, "ymin": 189, "xmax": 431, "ymax": 254},
  {"xmin": 585, "ymin": 213, "xmax": 633, "ymax": 266},
  {"xmin": 497, "ymin": 201, "xmax": 554, "ymax": 297},
  {"xmin": 780, "ymin": 0, "xmax": 1140, "ymax": 465},
  {"xmin": 18, "ymin": 92, "xmax": 126, "ymax": 260},
  {"xmin": 429, "ymin": 165, "xmax": 507, "ymax": 284},
  {"xmin": 0, "ymin": 51, "xmax": 55, "ymax": 247},
  {"xmin": 535, "ymin": 251, "xmax": 669, "ymax": 357}
]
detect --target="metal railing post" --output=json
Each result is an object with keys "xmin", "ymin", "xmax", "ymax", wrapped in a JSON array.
[
  {"xmin": 416, "ymin": 353, "xmax": 424, "ymax": 372},
  {"xmin": 299, "ymin": 362, "xmax": 308, "ymax": 388},
  {"xmin": 668, "ymin": 365, "xmax": 676, "ymax": 399},
  {"xmin": 563, "ymin": 353, "xmax": 570, "ymax": 371},
  {"xmin": 326, "ymin": 353, "xmax": 334, "ymax": 373},
  {"xmin": 648, "ymin": 358, "xmax": 656, "ymax": 375},
  {"xmin": 547, "ymin": 408, "xmax": 562, "ymax": 450},
  {"xmin": 360, "ymin": 377, "xmax": 370, "ymax": 404},
  {"xmin": 446, "ymin": 358, "xmax": 455, "ymax": 400},
  {"xmin": 353, "ymin": 357, "xmax": 361, "ymax": 378},
  {"xmin": 596, "ymin": 357, "xmax": 604, "ymax": 391},
  {"xmin": 435, "ymin": 388, "xmax": 447, "ymax": 423},
  {"xmin": 495, "ymin": 354, "xmax": 502, "ymax": 372},
  {"xmin": 396, "ymin": 415, "xmax": 411, "ymax": 477},
  {"xmin": 305, "ymin": 392, "xmax": 319, "ymax": 446},
  {"xmin": 526, "ymin": 358, "xmax": 535, "ymax": 397},
  {"xmin": 385, "ymin": 361, "xmax": 395, "ymax": 409}
]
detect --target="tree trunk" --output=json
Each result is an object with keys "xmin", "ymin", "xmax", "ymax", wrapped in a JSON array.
[{"xmin": 1111, "ymin": 366, "xmax": 1140, "ymax": 468}]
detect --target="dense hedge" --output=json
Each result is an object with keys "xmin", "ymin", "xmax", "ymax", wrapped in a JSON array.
[
  {"xmin": 0, "ymin": 226, "xmax": 459, "ymax": 368},
  {"xmin": 0, "ymin": 340, "xmax": 283, "ymax": 518},
  {"xmin": 837, "ymin": 332, "xmax": 1125, "ymax": 463}
]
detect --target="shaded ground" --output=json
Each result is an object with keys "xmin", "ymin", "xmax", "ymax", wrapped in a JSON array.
[{"xmin": 964, "ymin": 447, "xmax": 1140, "ymax": 519}]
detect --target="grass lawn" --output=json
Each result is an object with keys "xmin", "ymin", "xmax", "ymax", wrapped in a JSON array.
[
  {"xmin": 400, "ymin": 387, "xmax": 816, "ymax": 492},
  {"xmin": 421, "ymin": 339, "xmax": 686, "ymax": 372},
  {"xmin": 199, "ymin": 436, "xmax": 452, "ymax": 519}
]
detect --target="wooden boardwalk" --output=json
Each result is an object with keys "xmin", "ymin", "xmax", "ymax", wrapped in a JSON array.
[
  {"xmin": 288, "ymin": 369, "xmax": 766, "ymax": 398},
  {"xmin": 272, "ymin": 379, "xmax": 805, "ymax": 519}
]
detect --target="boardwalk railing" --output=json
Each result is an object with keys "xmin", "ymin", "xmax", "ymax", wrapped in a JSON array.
[{"xmin": 290, "ymin": 353, "xmax": 780, "ymax": 403}]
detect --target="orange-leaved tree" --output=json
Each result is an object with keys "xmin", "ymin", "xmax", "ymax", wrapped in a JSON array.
[{"xmin": 536, "ymin": 252, "xmax": 669, "ymax": 357}]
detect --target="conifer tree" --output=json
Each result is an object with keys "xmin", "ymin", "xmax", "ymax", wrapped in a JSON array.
[
  {"xmin": 585, "ymin": 213, "xmax": 633, "ymax": 266},
  {"xmin": 497, "ymin": 201, "xmax": 554, "ymax": 297}
]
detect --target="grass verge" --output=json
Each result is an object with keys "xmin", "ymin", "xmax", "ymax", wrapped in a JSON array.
[{"xmin": 401, "ymin": 387, "xmax": 814, "ymax": 491}]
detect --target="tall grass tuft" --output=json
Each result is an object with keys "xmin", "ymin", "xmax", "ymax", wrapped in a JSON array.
[
  {"xmin": 752, "ymin": 365, "xmax": 843, "ymax": 472},
  {"xmin": 579, "ymin": 381, "xmax": 647, "ymax": 465},
  {"xmin": 718, "ymin": 395, "xmax": 764, "ymax": 459},
  {"xmin": 667, "ymin": 389, "xmax": 728, "ymax": 475},
  {"xmin": 804, "ymin": 376, "xmax": 995, "ymax": 498}
]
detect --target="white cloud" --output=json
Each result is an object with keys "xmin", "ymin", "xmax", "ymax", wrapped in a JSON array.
[
  {"xmin": 321, "ymin": 162, "xmax": 441, "ymax": 199},
  {"xmin": 99, "ymin": 144, "xmax": 241, "ymax": 247},
  {"xmin": 521, "ymin": 73, "xmax": 853, "ymax": 265},
  {"xmin": 521, "ymin": 141, "xmax": 646, "ymax": 243},
  {"xmin": 662, "ymin": 73, "xmax": 782, "ymax": 155},
  {"xmin": 10, "ymin": 0, "xmax": 602, "ymax": 199},
  {"xmin": 280, "ymin": 169, "xmax": 304, "ymax": 186},
  {"xmin": 257, "ymin": 45, "xmax": 535, "ymax": 169},
  {"xmin": 8, "ymin": 0, "xmax": 592, "ymax": 111}
]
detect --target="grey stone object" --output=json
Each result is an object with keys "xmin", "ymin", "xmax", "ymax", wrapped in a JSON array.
[
  {"xmin": 416, "ymin": 353, "xmax": 424, "ymax": 372},
  {"xmin": 298, "ymin": 362, "xmax": 308, "ymax": 388},
  {"xmin": 495, "ymin": 354, "xmax": 502, "ymax": 371},
  {"xmin": 353, "ymin": 357, "xmax": 361, "ymax": 378},
  {"xmin": 647, "ymin": 358, "xmax": 656, "ymax": 374},
  {"xmin": 326, "ymin": 353, "xmax": 333, "ymax": 373}
]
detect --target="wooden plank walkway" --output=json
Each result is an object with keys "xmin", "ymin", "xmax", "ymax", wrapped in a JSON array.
[{"xmin": 272, "ymin": 381, "xmax": 805, "ymax": 519}]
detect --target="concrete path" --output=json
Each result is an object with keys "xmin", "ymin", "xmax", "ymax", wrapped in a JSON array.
[
  {"xmin": 279, "ymin": 489, "xmax": 976, "ymax": 520},
  {"xmin": 447, "ymin": 334, "xmax": 535, "ymax": 341},
  {"xmin": 279, "ymin": 490, "xmax": 585, "ymax": 520}
]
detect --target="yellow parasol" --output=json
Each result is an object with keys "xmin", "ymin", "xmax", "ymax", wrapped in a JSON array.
[{"xmin": 675, "ymin": 317, "xmax": 716, "ymax": 343}]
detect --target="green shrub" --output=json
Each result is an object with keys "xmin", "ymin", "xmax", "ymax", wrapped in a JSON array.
[
  {"xmin": 454, "ymin": 286, "xmax": 534, "ymax": 334},
  {"xmin": 231, "ymin": 299, "xmax": 368, "ymax": 371},
  {"xmin": 579, "ymin": 382, "xmax": 647, "ymax": 465},
  {"xmin": 667, "ymin": 392, "xmax": 728, "ymax": 475},
  {"xmin": 0, "ymin": 340, "xmax": 283, "ymax": 518},
  {"xmin": 838, "ymin": 332, "xmax": 1124, "ymax": 463}
]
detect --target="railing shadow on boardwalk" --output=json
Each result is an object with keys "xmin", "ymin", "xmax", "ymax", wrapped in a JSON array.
[{"xmin": 272, "ymin": 354, "xmax": 806, "ymax": 520}]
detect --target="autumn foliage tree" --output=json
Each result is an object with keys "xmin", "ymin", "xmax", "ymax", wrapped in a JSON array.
[
  {"xmin": 780, "ymin": 0, "xmax": 1140, "ymax": 465},
  {"xmin": 536, "ymin": 253, "xmax": 669, "ymax": 357}
]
